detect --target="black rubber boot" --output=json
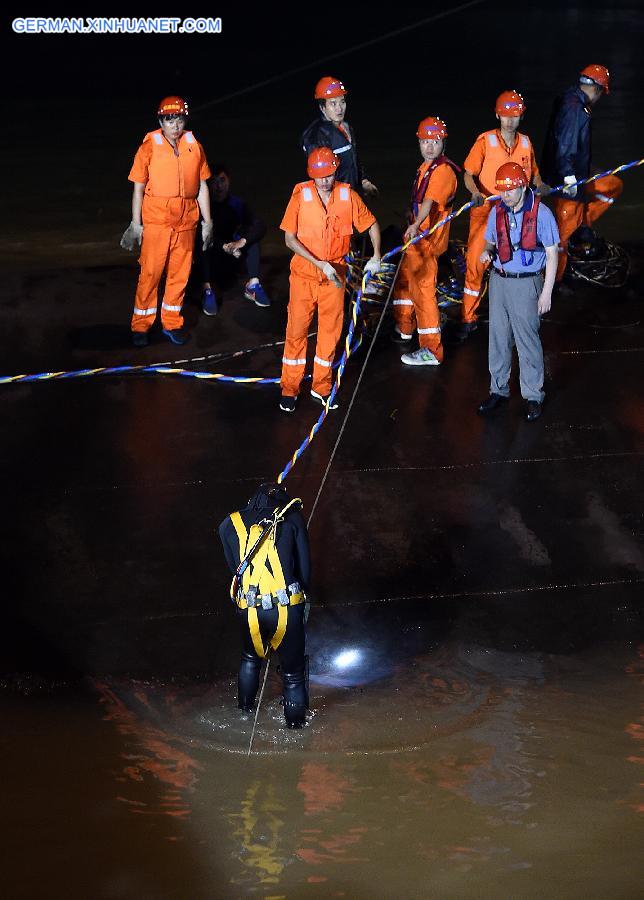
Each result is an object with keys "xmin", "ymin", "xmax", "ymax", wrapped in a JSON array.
[
  {"xmin": 238, "ymin": 652, "xmax": 262, "ymax": 712},
  {"xmin": 282, "ymin": 669, "xmax": 307, "ymax": 728}
]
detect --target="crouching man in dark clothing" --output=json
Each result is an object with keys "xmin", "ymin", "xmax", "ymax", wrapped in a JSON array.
[
  {"xmin": 199, "ymin": 163, "xmax": 271, "ymax": 313},
  {"xmin": 219, "ymin": 483, "xmax": 310, "ymax": 728}
]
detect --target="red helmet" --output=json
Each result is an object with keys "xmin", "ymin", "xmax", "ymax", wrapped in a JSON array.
[
  {"xmin": 314, "ymin": 77, "xmax": 347, "ymax": 100},
  {"xmin": 158, "ymin": 96, "xmax": 188, "ymax": 116},
  {"xmin": 579, "ymin": 64, "xmax": 610, "ymax": 94},
  {"xmin": 307, "ymin": 147, "xmax": 340, "ymax": 178},
  {"xmin": 416, "ymin": 116, "xmax": 448, "ymax": 140},
  {"xmin": 495, "ymin": 162, "xmax": 528, "ymax": 191},
  {"xmin": 495, "ymin": 90, "xmax": 526, "ymax": 116}
]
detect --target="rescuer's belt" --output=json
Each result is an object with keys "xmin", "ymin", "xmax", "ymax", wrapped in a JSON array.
[
  {"xmin": 492, "ymin": 268, "xmax": 544, "ymax": 279},
  {"xmin": 236, "ymin": 582, "xmax": 304, "ymax": 610}
]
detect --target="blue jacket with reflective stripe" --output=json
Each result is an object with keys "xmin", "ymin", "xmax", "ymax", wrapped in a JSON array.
[{"xmin": 541, "ymin": 86, "xmax": 592, "ymax": 188}]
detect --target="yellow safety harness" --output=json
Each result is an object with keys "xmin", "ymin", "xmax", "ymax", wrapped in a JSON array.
[{"xmin": 229, "ymin": 498, "xmax": 303, "ymax": 658}]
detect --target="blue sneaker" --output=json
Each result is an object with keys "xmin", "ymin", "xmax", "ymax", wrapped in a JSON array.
[
  {"xmin": 202, "ymin": 288, "xmax": 218, "ymax": 316},
  {"xmin": 162, "ymin": 327, "xmax": 189, "ymax": 345},
  {"xmin": 244, "ymin": 282, "xmax": 271, "ymax": 308}
]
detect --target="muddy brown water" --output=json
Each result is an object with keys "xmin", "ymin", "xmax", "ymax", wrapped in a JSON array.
[{"xmin": 3, "ymin": 642, "xmax": 643, "ymax": 899}]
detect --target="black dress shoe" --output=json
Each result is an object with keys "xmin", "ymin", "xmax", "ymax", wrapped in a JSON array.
[
  {"xmin": 525, "ymin": 400, "xmax": 543, "ymax": 421},
  {"xmin": 132, "ymin": 331, "xmax": 149, "ymax": 347},
  {"xmin": 477, "ymin": 393, "xmax": 508, "ymax": 414},
  {"xmin": 454, "ymin": 321, "xmax": 478, "ymax": 342},
  {"xmin": 554, "ymin": 281, "xmax": 574, "ymax": 297}
]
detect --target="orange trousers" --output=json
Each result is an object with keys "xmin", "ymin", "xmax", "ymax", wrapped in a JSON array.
[
  {"xmin": 131, "ymin": 224, "xmax": 196, "ymax": 333},
  {"xmin": 392, "ymin": 242, "xmax": 443, "ymax": 361},
  {"xmin": 553, "ymin": 175, "xmax": 623, "ymax": 281},
  {"xmin": 462, "ymin": 204, "xmax": 491, "ymax": 323},
  {"xmin": 281, "ymin": 271, "xmax": 345, "ymax": 397}
]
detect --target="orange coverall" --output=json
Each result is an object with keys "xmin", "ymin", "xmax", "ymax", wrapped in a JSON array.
[
  {"xmin": 392, "ymin": 160, "xmax": 457, "ymax": 362},
  {"xmin": 553, "ymin": 175, "xmax": 623, "ymax": 280},
  {"xmin": 129, "ymin": 129, "xmax": 211, "ymax": 333},
  {"xmin": 280, "ymin": 181, "xmax": 375, "ymax": 397},
  {"xmin": 462, "ymin": 130, "xmax": 539, "ymax": 322}
]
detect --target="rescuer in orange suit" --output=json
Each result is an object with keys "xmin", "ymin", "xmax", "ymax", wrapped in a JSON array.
[
  {"xmin": 120, "ymin": 96, "xmax": 213, "ymax": 347},
  {"xmin": 458, "ymin": 90, "xmax": 550, "ymax": 341},
  {"xmin": 392, "ymin": 117, "xmax": 459, "ymax": 367},
  {"xmin": 278, "ymin": 147, "xmax": 381, "ymax": 413},
  {"xmin": 541, "ymin": 64, "xmax": 621, "ymax": 285}
]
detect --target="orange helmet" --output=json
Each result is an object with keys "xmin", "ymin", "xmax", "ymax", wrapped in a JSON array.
[
  {"xmin": 307, "ymin": 147, "xmax": 340, "ymax": 178},
  {"xmin": 579, "ymin": 64, "xmax": 610, "ymax": 94},
  {"xmin": 314, "ymin": 77, "xmax": 347, "ymax": 100},
  {"xmin": 495, "ymin": 90, "xmax": 526, "ymax": 116},
  {"xmin": 158, "ymin": 96, "xmax": 188, "ymax": 116},
  {"xmin": 416, "ymin": 116, "xmax": 448, "ymax": 140},
  {"xmin": 495, "ymin": 162, "xmax": 528, "ymax": 191}
]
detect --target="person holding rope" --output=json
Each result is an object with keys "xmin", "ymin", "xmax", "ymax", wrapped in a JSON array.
[
  {"xmin": 392, "ymin": 116, "xmax": 459, "ymax": 366},
  {"xmin": 219, "ymin": 482, "xmax": 311, "ymax": 729},
  {"xmin": 279, "ymin": 147, "xmax": 381, "ymax": 413},
  {"xmin": 477, "ymin": 163, "xmax": 559, "ymax": 422},
  {"xmin": 121, "ymin": 96, "xmax": 213, "ymax": 347},
  {"xmin": 541, "ymin": 64, "xmax": 622, "ymax": 287},
  {"xmin": 458, "ymin": 91, "xmax": 550, "ymax": 342}
]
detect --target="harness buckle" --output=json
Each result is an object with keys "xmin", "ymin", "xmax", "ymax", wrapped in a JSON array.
[
  {"xmin": 288, "ymin": 582, "xmax": 301, "ymax": 597},
  {"xmin": 276, "ymin": 588, "xmax": 289, "ymax": 607},
  {"xmin": 261, "ymin": 593, "xmax": 273, "ymax": 610},
  {"xmin": 246, "ymin": 585, "xmax": 258, "ymax": 608}
]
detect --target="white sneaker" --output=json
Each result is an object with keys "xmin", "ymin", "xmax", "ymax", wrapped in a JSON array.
[
  {"xmin": 310, "ymin": 389, "xmax": 339, "ymax": 410},
  {"xmin": 401, "ymin": 348, "xmax": 440, "ymax": 366},
  {"xmin": 394, "ymin": 326, "xmax": 413, "ymax": 341}
]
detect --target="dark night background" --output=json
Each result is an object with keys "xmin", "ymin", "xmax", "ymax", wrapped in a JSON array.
[{"xmin": 1, "ymin": 3, "xmax": 642, "ymax": 268}]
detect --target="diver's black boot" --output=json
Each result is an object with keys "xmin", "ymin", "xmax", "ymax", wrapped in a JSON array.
[
  {"xmin": 282, "ymin": 669, "xmax": 307, "ymax": 728},
  {"xmin": 238, "ymin": 652, "xmax": 262, "ymax": 712}
]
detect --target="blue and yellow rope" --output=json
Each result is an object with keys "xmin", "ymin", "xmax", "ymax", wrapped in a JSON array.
[
  {"xmin": 2, "ymin": 158, "xmax": 642, "ymax": 481},
  {"xmin": 275, "ymin": 157, "xmax": 644, "ymax": 483}
]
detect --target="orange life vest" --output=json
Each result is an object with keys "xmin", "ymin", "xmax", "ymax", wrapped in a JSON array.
[
  {"xmin": 295, "ymin": 180, "xmax": 354, "ymax": 262},
  {"xmin": 144, "ymin": 129, "xmax": 202, "ymax": 199},
  {"xmin": 477, "ymin": 130, "xmax": 534, "ymax": 197}
]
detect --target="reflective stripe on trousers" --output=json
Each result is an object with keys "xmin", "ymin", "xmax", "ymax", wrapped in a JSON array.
[{"xmin": 131, "ymin": 224, "xmax": 196, "ymax": 332}]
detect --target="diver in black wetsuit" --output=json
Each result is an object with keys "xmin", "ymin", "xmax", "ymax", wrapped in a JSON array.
[{"xmin": 219, "ymin": 483, "xmax": 310, "ymax": 728}]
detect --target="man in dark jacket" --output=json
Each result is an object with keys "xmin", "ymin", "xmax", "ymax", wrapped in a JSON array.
[
  {"xmin": 219, "ymin": 483, "xmax": 311, "ymax": 728},
  {"xmin": 302, "ymin": 76, "xmax": 378, "ymax": 197},
  {"xmin": 541, "ymin": 64, "xmax": 622, "ymax": 283},
  {"xmin": 199, "ymin": 163, "xmax": 271, "ymax": 313}
]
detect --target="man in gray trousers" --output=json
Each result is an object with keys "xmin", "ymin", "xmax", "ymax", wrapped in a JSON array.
[{"xmin": 477, "ymin": 161, "xmax": 559, "ymax": 422}]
